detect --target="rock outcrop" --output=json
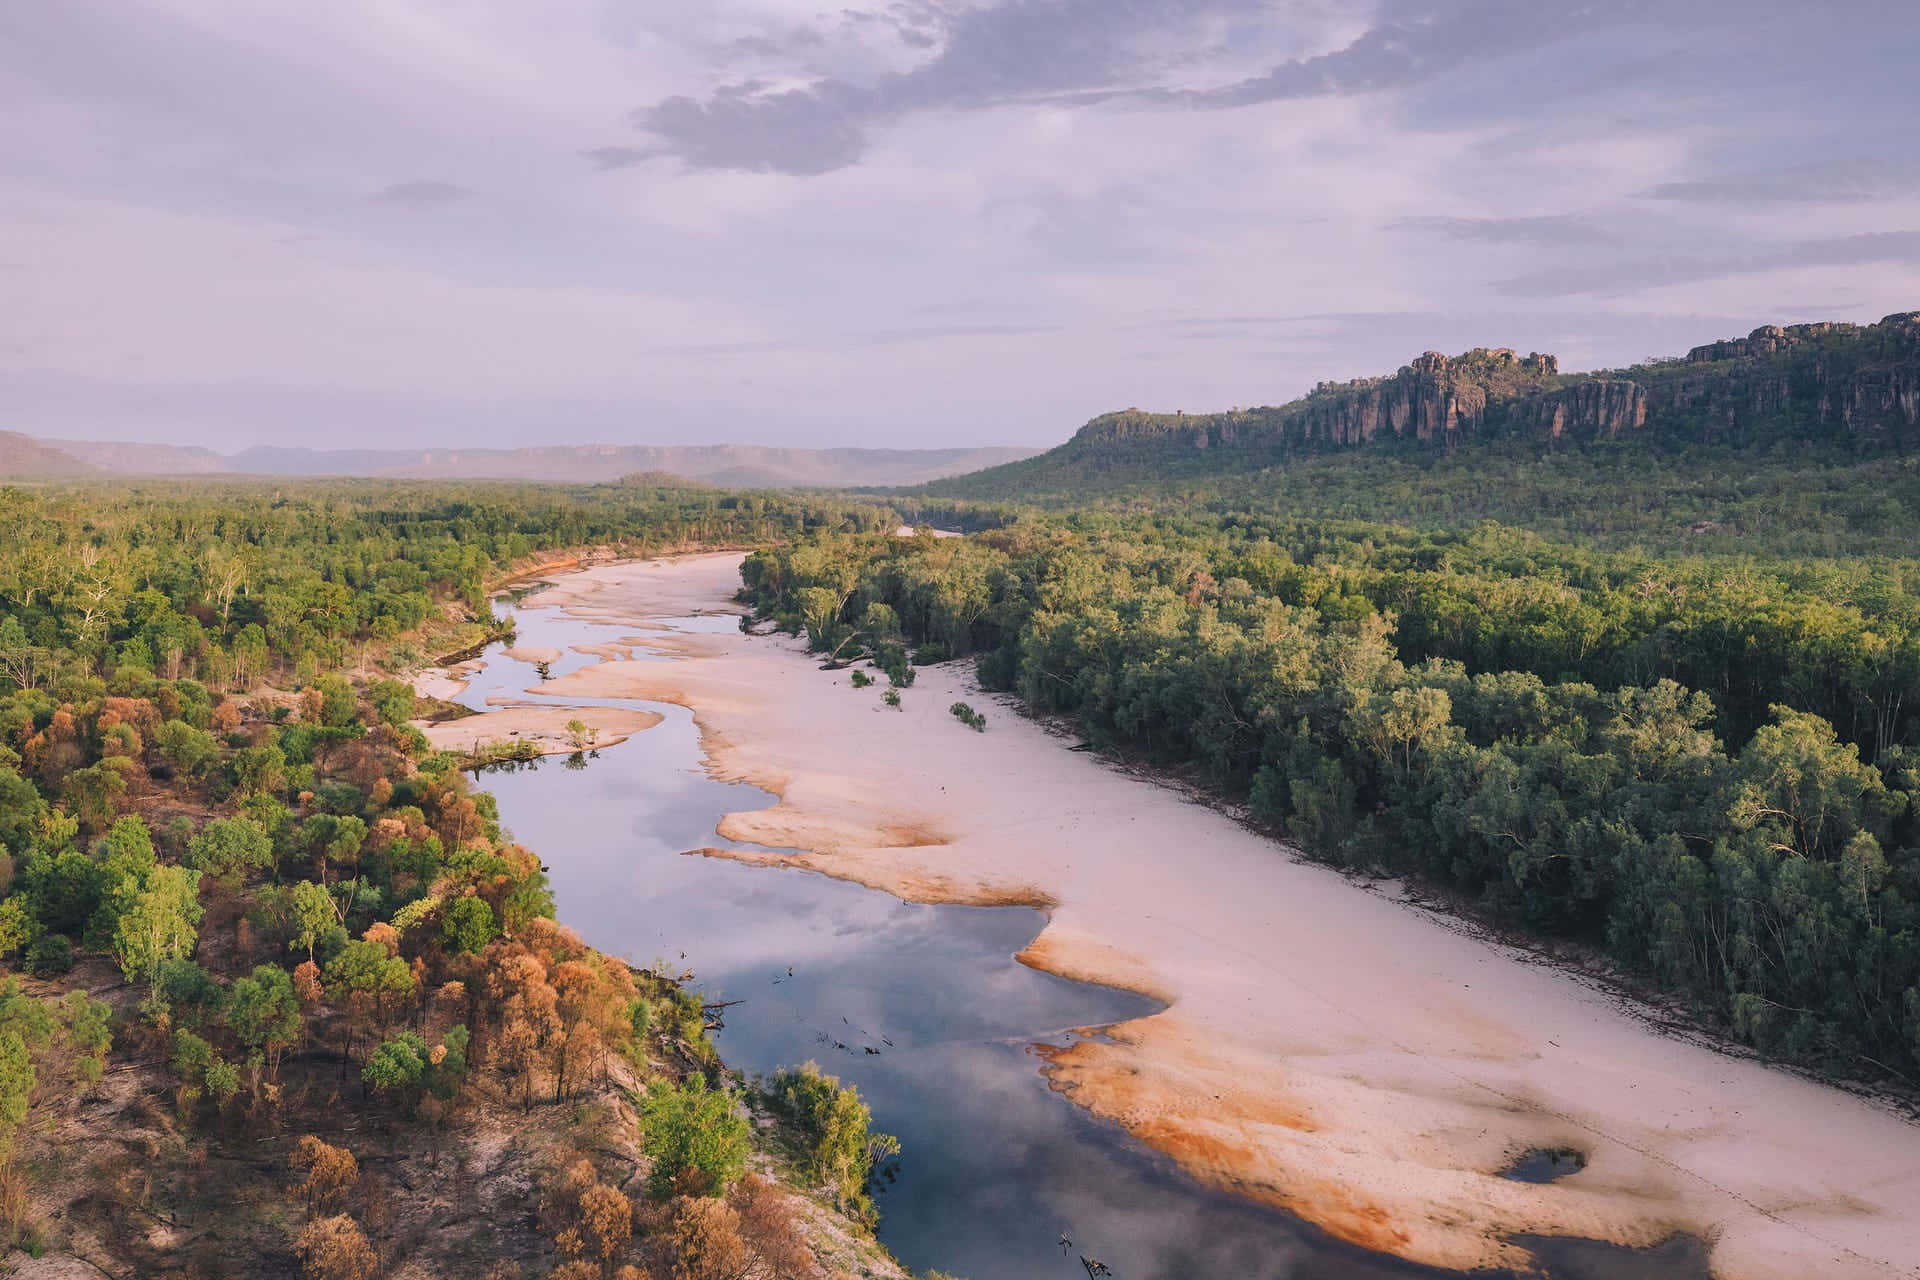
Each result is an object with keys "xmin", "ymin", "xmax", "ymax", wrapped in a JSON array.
[
  {"xmin": 1655, "ymin": 312, "xmax": 1920, "ymax": 444},
  {"xmin": 1057, "ymin": 311, "xmax": 1920, "ymax": 474}
]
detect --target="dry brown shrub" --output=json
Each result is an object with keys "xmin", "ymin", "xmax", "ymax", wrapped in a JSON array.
[
  {"xmin": 294, "ymin": 1214, "xmax": 378, "ymax": 1280},
  {"xmin": 549, "ymin": 1263, "xmax": 600, "ymax": 1280},
  {"xmin": 667, "ymin": 1196, "xmax": 748, "ymax": 1280},
  {"xmin": 578, "ymin": 1181, "xmax": 634, "ymax": 1262},
  {"xmin": 289, "ymin": 1135, "xmax": 360, "ymax": 1210},
  {"xmin": 0, "ymin": 1164, "xmax": 32, "ymax": 1250},
  {"xmin": 730, "ymin": 1176, "xmax": 812, "ymax": 1277},
  {"xmin": 362, "ymin": 921, "xmax": 401, "ymax": 956}
]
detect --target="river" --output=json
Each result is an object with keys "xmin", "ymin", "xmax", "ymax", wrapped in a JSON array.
[{"xmin": 445, "ymin": 590, "xmax": 1710, "ymax": 1280}]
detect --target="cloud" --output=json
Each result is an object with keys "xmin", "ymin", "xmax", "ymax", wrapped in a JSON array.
[
  {"xmin": 1643, "ymin": 158, "xmax": 1920, "ymax": 204},
  {"xmin": 639, "ymin": 80, "xmax": 875, "ymax": 176},
  {"xmin": 633, "ymin": 0, "xmax": 1266, "ymax": 175},
  {"xmin": 376, "ymin": 180, "xmax": 472, "ymax": 208},
  {"xmin": 581, "ymin": 146, "xmax": 658, "ymax": 171},
  {"xmin": 1152, "ymin": 0, "xmax": 1647, "ymax": 109},
  {"xmin": 3, "ymin": 0, "xmax": 1917, "ymax": 450},
  {"xmin": 628, "ymin": 0, "xmax": 1716, "ymax": 176},
  {"xmin": 1395, "ymin": 215, "xmax": 1616, "ymax": 246},
  {"xmin": 1496, "ymin": 231, "xmax": 1920, "ymax": 297}
]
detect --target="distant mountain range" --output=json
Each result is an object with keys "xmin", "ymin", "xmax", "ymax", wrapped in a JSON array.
[
  {"xmin": 0, "ymin": 432, "xmax": 99, "ymax": 479},
  {"xmin": 928, "ymin": 311, "xmax": 1920, "ymax": 497},
  {"xmin": 0, "ymin": 439, "xmax": 1041, "ymax": 488}
]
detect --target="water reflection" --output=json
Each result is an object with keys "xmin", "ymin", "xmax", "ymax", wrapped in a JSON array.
[{"xmin": 461, "ymin": 602, "xmax": 1708, "ymax": 1280}]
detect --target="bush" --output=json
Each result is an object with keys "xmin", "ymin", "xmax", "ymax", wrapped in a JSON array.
[
  {"xmin": 439, "ymin": 896, "xmax": 498, "ymax": 955},
  {"xmin": 764, "ymin": 1062, "xmax": 897, "ymax": 1221},
  {"xmin": 639, "ymin": 1075, "xmax": 750, "ymax": 1200},
  {"xmin": 948, "ymin": 702, "xmax": 986, "ymax": 732},
  {"xmin": 23, "ymin": 934, "xmax": 71, "ymax": 978}
]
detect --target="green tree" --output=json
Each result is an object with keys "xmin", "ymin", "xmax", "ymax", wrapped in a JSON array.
[
  {"xmin": 228, "ymin": 743, "xmax": 286, "ymax": 798},
  {"xmin": 322, "ymin": 939, "xmax": 415, "ymax": 1052},
  {"xmin": 185, "ymin": 816, "xmax": 274, "ymax": 885},
  {"xmin": 288, "ymin": 880, "xmax": 337, "ymax": 962},
  {"xmin": 438, "ymin": 895, "xmax": 497, "ymax": 955},
  {"xmin": 112, "ymin": 864, "xmax": 204, "ymax": 982},
  {"xmin": 767, "ymin": 1062, "xmax": 898, "ymax": 1220},
  {"xmin": 154, "ymin": 719, "xmax": 221, "ymax": 778},
  {"xmin": 639, "ymin": 1074, "xmax": 750, "ymax": 1199},
  {"xmin": 361, "ymin": 1032, "xmax": 429, "ymax": 1094},
  {"xmin": 226, "ymin": 964, "xmax": 303, "ymax": 1077}
]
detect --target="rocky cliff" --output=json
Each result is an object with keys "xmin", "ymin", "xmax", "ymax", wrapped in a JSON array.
[
  {"xmin": 1049, "ymin": 311, "xmax": 1920, "ymax": 475},
  {"xmin": 1653, "ymin": 313, "xmax": 1920, "ymax": 444}
]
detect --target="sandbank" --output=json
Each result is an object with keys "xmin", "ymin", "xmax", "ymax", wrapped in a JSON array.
[
  {"xmin": 522, "ymin": 553, "xmax": 1920, "ymax": 1279},
  {"xmin": 413, "ymin": 704, "xmax": 662, "ymax": 757}
]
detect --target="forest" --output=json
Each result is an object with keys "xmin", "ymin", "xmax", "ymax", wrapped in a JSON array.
[
  {"xmin": 744, "ymin": 502, "xmax": 1920, "ymax": 1084},
  {"xmin": 0, "ymin": 479, "xmax": 904, "ymax": 1277},
  {"xmin": 5, "ymin": 454, "xmax": 1920, "ymax": 1271}
]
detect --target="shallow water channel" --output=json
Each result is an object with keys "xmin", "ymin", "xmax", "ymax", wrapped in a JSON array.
[{"xmin": 451, "ymin": 599, "xmax": 1709, "ymax": 1280}]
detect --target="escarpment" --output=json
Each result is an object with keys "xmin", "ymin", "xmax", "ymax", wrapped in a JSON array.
[{"xmin": 1023, "ymin": 311, "xmax": 1920, "ymax": 486}]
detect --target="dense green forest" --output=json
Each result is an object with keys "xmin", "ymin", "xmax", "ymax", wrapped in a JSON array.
[
  {"xmin": 744, "ymin": 510, "xmax": 1920, "ymax": 1083},
  {"xmin": 0, "ymin": 480, "xmax": 902, "ymax": 1277},
  {"xmin": 910, "ymin": 443, "xmax": 1920, "ymax": 558}
]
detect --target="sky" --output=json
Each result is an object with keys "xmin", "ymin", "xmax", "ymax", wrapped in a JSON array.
[{"xmin": 4, "ymin": 0, "xmax": 1919, "ymax": 452}]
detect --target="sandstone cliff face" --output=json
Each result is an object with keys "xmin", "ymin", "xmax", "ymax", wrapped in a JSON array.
[
  {"xmin": 1294, "ymin": 348, "xmax": 1562, "ymax": 446},
  {"xmin": 1684, "ymin": 322, "xmax": 1856, "ymax": 364},
  {"xmin": 1512, "ymin": 380, "xmax": 1648, "ymax": 441},
  {"xmin": 1653, "ymin": 312, "xmax": 1920, "ymax": 443},
  {"xmin": 1064, "ymin": 311, "xmax": 1920, "ymax": 468}
]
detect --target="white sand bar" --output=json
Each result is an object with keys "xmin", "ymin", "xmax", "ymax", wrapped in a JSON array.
[{"xmin": 531, "ymin": 553, "xmax": 1920, "ymax": 1279}]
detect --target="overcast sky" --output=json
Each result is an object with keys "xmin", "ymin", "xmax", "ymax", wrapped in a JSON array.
[{"xmin": 5, "ymin": 0, "xmax": 1919, "ymax": 451}]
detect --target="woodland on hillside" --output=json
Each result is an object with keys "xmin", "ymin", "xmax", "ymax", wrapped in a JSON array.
[{"xmin": 0, "ymin": 481, "xmax": 903, "ymax": 1278}]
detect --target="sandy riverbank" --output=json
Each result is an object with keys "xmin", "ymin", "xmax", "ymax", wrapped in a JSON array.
[
  {"xmin": 521, "ymin": 552, "xmax": 1920, "ymax": 1279},
  {"xmin": 413, "ymin": 704, "xmax": 663, "ymax": 757}
]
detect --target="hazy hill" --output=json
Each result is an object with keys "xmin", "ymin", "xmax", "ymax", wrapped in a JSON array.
[
  {"xmin": 0, "ymin": 431, "xmax": 96, "ymax": 479},
  {"xmin": 54, "ymin": 439, "xmax": 231, "ymax": 474},
  {"xmin": 25, "ymin": 440, "xmax": 1040, "ymax": 488},
  {"xmin": 930, "ymin": 311, "xmax": 1920, "ymax": 498}
]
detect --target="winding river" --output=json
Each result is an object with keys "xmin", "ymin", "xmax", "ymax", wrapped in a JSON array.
[{"xmin": 445, "ymin": 590, "xmax": 1711, "ymax": 1280}]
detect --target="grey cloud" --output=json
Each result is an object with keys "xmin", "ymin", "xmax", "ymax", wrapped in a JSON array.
[
  {"xmin": 1395, "ymin": 215, "xmax": 1616, "ymax": 246},
  {"xmin": 376, "ymin": 180, "xmax": 472, "ymax": 208},
  {"xmin": 726, "ymin": 29, "xmax": 824, "ymax": 59},
  {"xmin": 1644, "ymin": 158, "xmax": 1920, "ymax": 204},
  {"xmin": 630, "ymin": 0, "xmax": 1738, "ymax": 178},
  {"xmin": 634, "ymin": 0, "xmax": 1255, "ymax": 175},
  {"xmin": 640, "ymin": 80, "xmax": 874, "ymax": 175},
  {"xmin": 1153, "ymin": 0, "xmax": 1643, "ymax": 109},
  {"xmin": 1495, "ymin": 231, "xmax": 1920, "ymax": 298},
  {"xmin": 582, "ymin": 146, "xmax": 658, "ymax": 171}
]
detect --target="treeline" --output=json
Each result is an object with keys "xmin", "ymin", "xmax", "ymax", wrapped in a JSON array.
[
  {"xmin": 0, "ymin": 479, "xmax": 898, "ymax": 692},
  {"xmin": 743, "ymin": 517, "xmax": 1920, "ymax": 1081},
  {"xmin": 922, "ymin": 438, "xmax": 1920, "ymax": 559}
]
